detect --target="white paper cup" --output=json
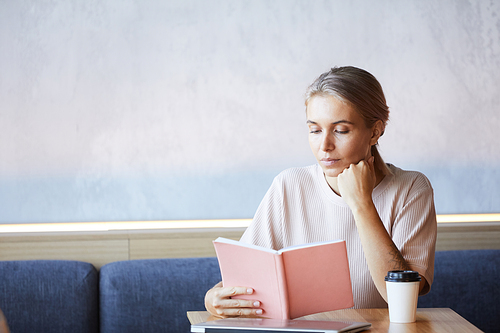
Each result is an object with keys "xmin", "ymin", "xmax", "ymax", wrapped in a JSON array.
[{"xmin": 385, "ymin": 270, "xmax": 421, "ymax": 323}]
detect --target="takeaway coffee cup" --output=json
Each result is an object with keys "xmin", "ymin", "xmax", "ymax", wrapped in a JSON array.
[{"xmin": 385, "ymin": 270, "xmax": 421, "ymax": 323}]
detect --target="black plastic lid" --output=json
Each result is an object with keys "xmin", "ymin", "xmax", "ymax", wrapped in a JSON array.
[{"xmin": 384, "ymin": 270, "xmax": 421, "ymax": 282}]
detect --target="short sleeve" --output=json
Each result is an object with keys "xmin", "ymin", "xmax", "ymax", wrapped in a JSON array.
[
  {"xmin": 239, "ymin": 176, "xmax": 285, "ymax": 251},
  {"xmin": 392, "ymin": 175, "xmax": 437, "ymax": 295}
]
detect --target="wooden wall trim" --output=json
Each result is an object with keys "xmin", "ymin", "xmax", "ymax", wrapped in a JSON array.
[{"xmin": 0, "ymin": 223, "xmax": 498, "ymax": 269}]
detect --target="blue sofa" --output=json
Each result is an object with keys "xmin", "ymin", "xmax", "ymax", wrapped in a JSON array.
[
  {"xmin": 0, "ymin": 260, "xmax": 99, "ymax": 333},
  {"xmin": 99, "ymin": 257, "xmax": 221, "ymax": 333},
  {"xmin": 0, "ymin": 250, "xmax": 498, "ymax": 333},
  {"xmin": 418, "ymin": 249, "xmax": 499, "ymax": 332}
]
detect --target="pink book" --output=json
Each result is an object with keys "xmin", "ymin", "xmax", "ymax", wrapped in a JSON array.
[{"xmin": 213, "ymin": 238, "xmax": 354, "ymax": 320}]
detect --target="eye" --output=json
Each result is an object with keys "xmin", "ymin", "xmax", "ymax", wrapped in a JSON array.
[
  {"xmin": 334, "ymin": 130, "xmax": 349, "ymax": 134},
  {"xmin": 308, "ymin": 126, "xmax": 322, "ymax": 134}
]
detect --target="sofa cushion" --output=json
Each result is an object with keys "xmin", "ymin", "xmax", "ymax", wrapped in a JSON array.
[
  {"xmin": 0, "ymin": 260, "xmax": 99, "ymax": 333},
  {"xmin": 418, "ymin": 249, "xmax": 500, "ymax": 333},
  {"xmin": 99, "ymin": 257, "xmax": 221, "ymax": 333}
]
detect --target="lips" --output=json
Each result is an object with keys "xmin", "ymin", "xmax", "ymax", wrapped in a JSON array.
[{"xmin": 320, "ymin": 158, "xmax": 340, "ymax": 167}]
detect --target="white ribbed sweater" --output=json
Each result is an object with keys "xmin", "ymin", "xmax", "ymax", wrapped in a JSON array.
[{"xmin": 240, "ymin": 164, "xmax": 437, "ymax": 309}]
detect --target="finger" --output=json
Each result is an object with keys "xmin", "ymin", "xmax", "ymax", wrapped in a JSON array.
[
  {"xmin": 218, "ymin": 298, "xmax": 261, "ymax": 309},
  {"xmin": 356, "ymin": 157, "xmax": 373, "ymax": 172},
  {"xmin": 337, "ymin": 168, "xmax": 348, "ymax": 180},
  {"xmin": 215, "ymin": 307, "xmax": 264, "ymax": 317},
  {"xmin": 210, "ymin": 295, "xmax": 261, "ymax": 316},
  {"xmin": 217, "ymin": 286, "xmax": 254, "ymax": 298},
  {"xmin": 342, "ymin": 163, "xmax": 354, "ymax": 173}
]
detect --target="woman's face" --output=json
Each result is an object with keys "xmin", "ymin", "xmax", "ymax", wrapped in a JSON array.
[{"xmin": 306, "ymin": 94, "xmax": 379, "ymax": 178}]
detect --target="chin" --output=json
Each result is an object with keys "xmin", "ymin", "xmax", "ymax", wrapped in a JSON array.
[{"xmin": 321, "ymin": 167, "xmax": 341, "ymax": 178}]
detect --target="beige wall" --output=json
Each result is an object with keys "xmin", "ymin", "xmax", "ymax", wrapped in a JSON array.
[{"xmin": 1, "ymin": 0, "xmax": 500, "ymax": 224}]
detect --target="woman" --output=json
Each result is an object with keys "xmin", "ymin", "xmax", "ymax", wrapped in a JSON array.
[
  {"xmin": 205, "ymin": 66, "xmax": 437, "ymax": 317},
  {"xmin": 0, "ymin": 309, "xmax": 9, "ymax": 333}
]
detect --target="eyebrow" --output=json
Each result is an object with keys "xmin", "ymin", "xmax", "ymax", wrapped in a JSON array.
[{"xmin": 306, "ymin": 120, "xmax": 355, "ymax": 125}]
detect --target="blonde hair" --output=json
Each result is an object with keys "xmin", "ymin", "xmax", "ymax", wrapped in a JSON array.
[{"xmin": 305, "ymin": 66, "xmax": 391, "ymax": 175}]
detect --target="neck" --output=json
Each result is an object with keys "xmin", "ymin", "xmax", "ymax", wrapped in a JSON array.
[{"xmin": 325, "ymin": 175, "xmax": 340, "ymax": 195}]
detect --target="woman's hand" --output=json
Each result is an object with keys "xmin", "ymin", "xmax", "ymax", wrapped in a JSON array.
[
  {"xmin": 337, "ymin": 156, "xmax": 377, "ymax": 211},
  {"xmin": 0, "ymin": 309, "xmax": 9, "ymax": 333},
  {"xmin": 205, "ymin": 282, "xmax": 263, "ymax": 318}
]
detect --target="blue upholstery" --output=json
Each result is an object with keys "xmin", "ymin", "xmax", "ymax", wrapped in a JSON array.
[
  {"xmin": 418, "ymin": 250, "xmax": 500, "ymax": 333},
  {"xmin": 99, "ymin": 257, "xmax": 221, "ymax": 333},
  {"xmin": 0, "ymin": 251, "xmax": 497, "ymax": 332},
  {"xmin": 0, "ymin": 260, "xmax": 99, "ymax": 333}
]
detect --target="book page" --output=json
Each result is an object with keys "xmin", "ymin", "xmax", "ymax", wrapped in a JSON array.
[
  {"xmin": 277, "ymin": 239, "xmax": 343, "ymax": 254},
  {"xmin": 281, "ymin": 240, "xmax": 354, "ymax": 319},
  {"xmin": 214, "ymin": 237, "xmax": 279, "ymax": 254}
]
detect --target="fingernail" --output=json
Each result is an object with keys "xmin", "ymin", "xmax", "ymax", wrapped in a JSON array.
[
  {"xmin": 253, "ymin": 301, "xmax": 260, "ymax": 307},
  {"xmin": 247, "ymin": 288, "xmax": 253, "ymax": 294},
  {"xmin": 256, "ymin": 309, "xmax": 263, "ymax": 315}
]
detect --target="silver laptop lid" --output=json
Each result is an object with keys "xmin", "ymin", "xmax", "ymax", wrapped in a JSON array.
[{"xmin": 191, "ymin": 318, "xmax": 371, "ymax": 333}]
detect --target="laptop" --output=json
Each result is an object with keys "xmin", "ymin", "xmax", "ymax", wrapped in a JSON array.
[{"xmin": 191, "ymin": 317, "xmax": 371, "ymax": 333}]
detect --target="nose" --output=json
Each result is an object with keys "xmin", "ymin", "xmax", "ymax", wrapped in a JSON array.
[{"xmin": 319, "ymin": 132, "xmax": 335, "ymax": 152}]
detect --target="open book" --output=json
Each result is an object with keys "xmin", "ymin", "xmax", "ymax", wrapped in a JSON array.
[{"xmin": 213, "ymin": 237, "xmax": 354, "ymax": 320}]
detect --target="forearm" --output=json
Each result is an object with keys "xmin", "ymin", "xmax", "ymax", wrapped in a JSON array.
[
  {"xmin": 351, "ymin": 202, "xmax": 412, "ymax": 302},
  {"xmin": 337, "ymin": 160, "xmax": 430, "ymax": 302}
]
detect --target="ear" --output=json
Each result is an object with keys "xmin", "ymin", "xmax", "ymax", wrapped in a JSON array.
[{"xmin": 370, "ymin": 120, "xmax": 385, "ymax": 146}]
